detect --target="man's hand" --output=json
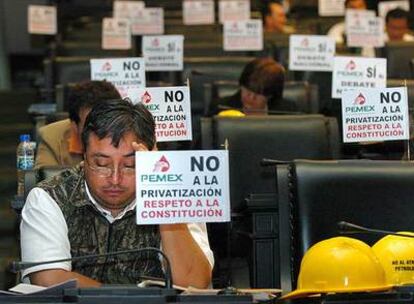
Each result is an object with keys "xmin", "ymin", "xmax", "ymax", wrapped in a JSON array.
[
  {"xmin": 160, "ymin": 224, "xmax": 212, "ymax": 288},
  {"xmin": 132, "ymin": 142, "xmax": 158, "ymax": 151}
]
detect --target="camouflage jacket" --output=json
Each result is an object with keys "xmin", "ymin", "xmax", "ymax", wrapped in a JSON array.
[{"xmin": 38, "ymin": 166, "xmax": 162, "ymax": 284}]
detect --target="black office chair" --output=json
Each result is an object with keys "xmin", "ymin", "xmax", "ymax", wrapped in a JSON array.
[
  {"xmin": 277, "ymin": 159, "xmax": 414, "ymax": 294},
  {"xmin": 11, "ymin": 166, "xmax": 71, "ymax": 215},
  {"xmin": 204, "ymin": 80, "xmax": 320, "ymax": 116},
  {"xmin": 201, "ymin": 115, "xmax": 341, "ymax": 288},
  {"xmin": 377, "ymin": 41, "xmax": 414, "ymax": 79}
]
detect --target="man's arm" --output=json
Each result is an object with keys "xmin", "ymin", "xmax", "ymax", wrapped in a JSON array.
[
  {"xmin": 160, "ymin": 224, "xmax": 212, "ymax": 288},
  {"xmin": 131, "ymin": 142, "xmax": 213, "ymax": 288},
  {"xmin": 30, "ymin": 269, "xmax": 101, "ymax": 287},
  {"xmin": 21, "ymin": 188, "xmax": 99, "ymax": 287}
]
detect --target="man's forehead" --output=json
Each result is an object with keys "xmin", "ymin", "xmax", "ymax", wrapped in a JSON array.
[{"xmin": 86, "ymin": 132, "xmax": 138, "ymax": 150}]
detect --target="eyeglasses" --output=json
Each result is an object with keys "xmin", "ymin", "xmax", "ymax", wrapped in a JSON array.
[{"xmin": 85, "ymin": 157, "xmax": 135, "ymax": 178}]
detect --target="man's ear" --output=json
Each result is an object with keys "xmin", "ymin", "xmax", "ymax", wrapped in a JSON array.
[{"xmin": 70, "ymin": 121, "xmax": 79, "ymax": 136}]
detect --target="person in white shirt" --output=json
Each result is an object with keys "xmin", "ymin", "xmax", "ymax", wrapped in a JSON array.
[
  {"xmin": 20, "ymin": 98, "xmax": 214, "ymax": 288},
  {"xmin": 385, "ymin": 8, "xmax": 414, "ymax": 42}
]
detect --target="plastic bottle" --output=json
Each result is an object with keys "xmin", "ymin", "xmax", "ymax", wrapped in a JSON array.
[{"xmin": 16, "ymin": 134, "xmax": 34, "ymax": 196}]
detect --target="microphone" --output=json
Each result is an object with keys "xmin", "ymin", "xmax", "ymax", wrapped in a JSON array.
[
  {"xmin": 9, "ymin": 247, "xmax": 173, "ymax": 289},
  {"xmin": 337, "ymin": 221, "xmax": 414, "ymax": 239},
  {"xmin": 260, "ymin": 158, "xmax": 288, "ymax": 166}
]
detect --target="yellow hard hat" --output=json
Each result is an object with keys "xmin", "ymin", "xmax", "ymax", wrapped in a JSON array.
[
  {"xmin": 372, "ymin": 232, "xmax": 414, "ymax": 286},
  {"xmin": 282, "ymin": 237, "xmax": 391, "ymax": 299},
  {"xmin": 217, "ymin": 109, "xmax": 245, "ymax": 117}
]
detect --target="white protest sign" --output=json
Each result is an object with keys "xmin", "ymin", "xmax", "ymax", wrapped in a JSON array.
[
  {"xmin": 223, "ymin": 20, "xmax": 263, "ymax": 51},
  {"xmin": 102, "ymin": 18, "xmax": 132, "ymax": 50},
  {"xmin": 289, "ymin": 35, "xmax": 335, "ymax": 71},
  {"xmin": 346, "ymin": 10, "xmax": 384, "ymax": 48},
  {"xmin": 142, "ymin": 35, "xmax": 184, "ymax": 71},
  {"xmin": 378, "ymin": 1, "xmax": 410, "ymax": 18},
  {"xmin": 113, "ymin": 1, "xmax": 145, "ymax": 19},
  {"xmin": 318, "ymin": 0, "xmax": 345, "ymax": 16},
  {"xmin": 135, "ymin": 86, "xmax": 192, "ymax": 142},
  {"xmin": 131, "ymin": 7, "xmax": 164, "ymax": 35},
  {"xmin": 342, "ymin": 87, "xmax": 409, "ymax": 143},
  {"xmin": 90, "ymin": 58, "xmax": 145, "ymax": 103},
  {"xmin": 136, "ymin": 150, "xmax": 230, "ymax": 224},
  {"xmin": 28, "ymin": 5, "xmax": 57, "ymax": 35},
  {"xmin": 183, "ymin": 0, "xmax": 215, "ymax": 25},
  {"xmin": 219, "ymin": 0, "xmax": 250, "ymax": 23},
  {"xmin": 332, "ymin": 56, "xmax": 387, "ymax": 99}
]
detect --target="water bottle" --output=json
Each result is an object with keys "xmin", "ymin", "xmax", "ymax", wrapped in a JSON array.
[{"xmin": 16, "ymin": 134, "xmax": 34, "ymax": 196}]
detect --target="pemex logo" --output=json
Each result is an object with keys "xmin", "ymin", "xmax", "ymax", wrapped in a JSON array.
[
  {"xmin": 151, "ymin": 38, "xmax": 160, "ymax": 47},
  {"xmin": 346, "ymin": 60, "xmax": 356, "ymax": 71},
  {"xmin": 354, "ymin": 93, "xmax": 366, "ymax": 105},
  {"xmin": 153, "ymin": 156, "xmax": 170, "ymax": 172},
  {"xmin": 301, "ymin": 38, "xmax": 309, "ymax": 47},
  {"xmin": 101, "ymin": 62, "xmax": 112, "ymax": 72},
  {"xmin": 141, "ymin": 91, "xmax": 152, "ymax": 104}
]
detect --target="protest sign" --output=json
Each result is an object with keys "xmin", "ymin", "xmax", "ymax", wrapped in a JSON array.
[
  {"xmin": 90, "ymin": 58, "xmax": 145, "ymax": 103},
  {"xmin": 223, "ymin": 20, "xmax": 263, "ymax": 51},
  {"xmin": 219, "ymin": 0, "xmax": 250, "ymax": 23},
  {"xmin": 136, "ymin": 86, "xmax": 192, "ymax": 142},
  {"xmin": 113, "ymin": 1, "xmax": 145, "ymax": 19},
  {"xmin": 102, "ymin": 18, "xmax": 131, "ymax": 50},
  {"xmin": 142, "ymin": 35, "xmax": 184, "ymax": 71},
  {"xmin": 28, "ymin": 5, "xmax": 57, "ymax": 35},
  {"xmin": 289, "ymin": 35, "xmax": 335, "ymax": 71},
  {"xmin": 346, "ymin": 9, "xmax": 384, "ymax": 48},
  {"xmin": 342, "ymin": 87, "xmax": 409, "ymax": 143},
  {"xmin": 378, "ymin": 1, "xmax": 410, "ymax": 18},
  {"xmin": 332, "ymin": 56, "xmax": 387, "ymax": 99},
  {"xmin": 318, "ymin": 0, "xmax": 345, "ymax": 16},
  {"xmin": 131, "ymin": 7, "xmax": 164, "ymax": 35},
  {"xmin": 136, "ymin": 150, "xmax": 230, "ymax": 224},
  {"xmin": 183, "ymin": 0, "xmax": 215, "ymax": 25}
]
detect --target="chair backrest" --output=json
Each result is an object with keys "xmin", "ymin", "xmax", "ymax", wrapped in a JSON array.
[
  {"xmin": 378, "ymin": 41, "xmax": 414, "ymax": 79},
  {"xmin": 387, "ymin": 79, "xmax": 414, "ymax": 111},
  {"xmin": 24, "ymin": 166, "xmax": 70, "ymax": 200},
  {"xmin": 11, "ymin": 166, "xmax": 70, "ymax": 215},
  {"xmin": 277, "ymin": 159, "xmax": 414, "ymax": 293},
  {"xmin": 206, "ymin": 80, "xmax": 320, "ymax": 115},
  {"xmin": 202, "ymin": 115, "xmax": 341, "ymax": 211},
  {"xmin": 183, "ymin": 56, "xmax": 254, "ymax": 112},
  {"xmin": 43, "ymin": 57, "xmax": 91, "ymax": 99}
]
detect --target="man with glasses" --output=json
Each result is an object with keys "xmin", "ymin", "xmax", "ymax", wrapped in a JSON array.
[{"xmin": 20, "ymin": 99, "xmax": 214, "ymax": 288}]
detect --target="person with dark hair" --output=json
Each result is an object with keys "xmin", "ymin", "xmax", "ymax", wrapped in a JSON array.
[
  {"xmin": 35, "ymin": 80, "xmax": 121, "ymax": 168},
  {"xmin": 208, "ymin": 58, "xmax": 297, "ymax": 116},
  {"xmin": 385, "ymin": 8, "xmax": 414, "ymax": 41},
  {"xmin": 261, "ymin": 0, "xmax": 294, "ymax": 33},
  {"xmin": 21, "ymin": 98, "xmax": 214, "ymax": 288}
]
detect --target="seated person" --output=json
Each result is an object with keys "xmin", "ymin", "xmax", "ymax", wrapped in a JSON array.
[
  {"xmin": 35, "ymin": 80, "xmax": 121, "ymax": 169},
  {"xmin": 21, "ymin": 99, "xmax": 214, "ymax": 288},
  {"xmin": 262, "ymin": 0, "xmax": 295, "ymax": 34},
  {"xmin": 327, "ymin": 0, "xmax": 367, "ymax": 44},
  {"xmin": 385, "ymin": 8, "xmax": 414, "ymax": 42},
  {"xmin": 208, "ymin": 58, "xmax": 297, "ymax": 116}
]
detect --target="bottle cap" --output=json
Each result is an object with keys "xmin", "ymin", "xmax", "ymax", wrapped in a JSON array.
[{"xmin": 19, "ymin": 134, "xmax": 31, "ymax": 142}]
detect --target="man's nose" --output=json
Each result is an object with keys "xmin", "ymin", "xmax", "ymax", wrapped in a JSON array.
[{"xmin": 109, "ymin": 167, "xmax": 122, "ymax": 184}]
